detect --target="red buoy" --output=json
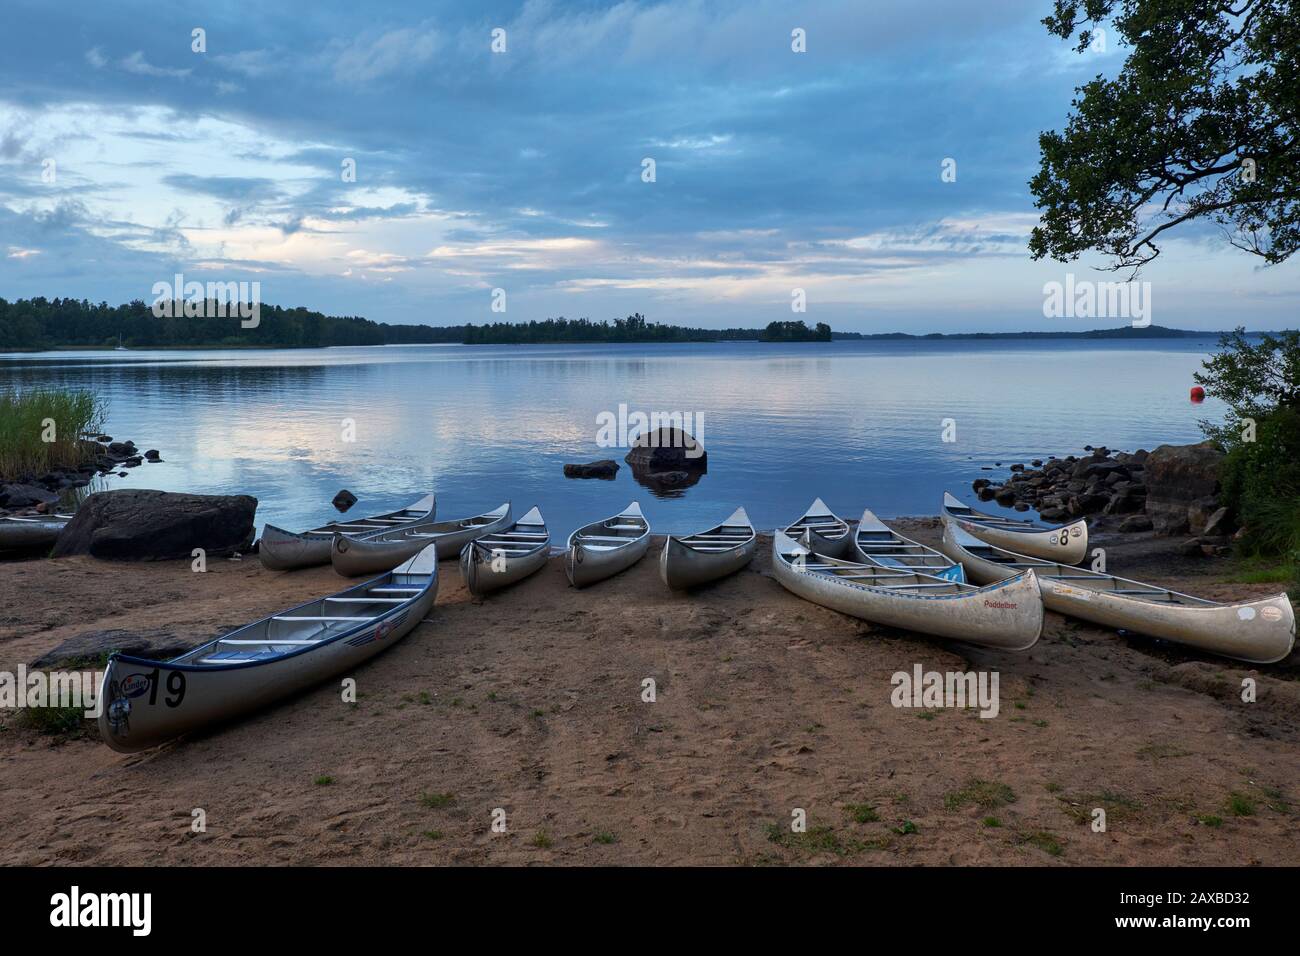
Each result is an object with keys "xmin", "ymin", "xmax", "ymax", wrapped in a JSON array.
[{"xmin": 1190, "ymin": 386, "xmax": 1206, "ymax": 404}]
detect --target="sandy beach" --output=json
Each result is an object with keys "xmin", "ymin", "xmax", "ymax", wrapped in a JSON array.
[{"xmin": 0, "ymin": 520, "xmax": 1295, "ymax": 866}]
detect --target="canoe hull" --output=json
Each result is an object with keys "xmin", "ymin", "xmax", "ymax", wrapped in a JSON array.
[
  {"xmin": 460, "ymin": 540, "xmax": 550, "ymax": 595},
  {"xmin": 97, "ymin": 564, "xmax": 438, "ymax": 753},
  {"xmin": 259, "ymin": 494, "xmax": 435, "ymax": 571},
  {"xmin": 0, "ymin": 515, "xmax": 72, "ymax": 550},
  {"xmin": 772, "ymin": 541, "xmax": 1043, "ymax": 650},
  {"xmin": 943, "ymin": 527, "xmax": 1296, "ymax": 663},
  {"xmin": 331, "ymin": 508, "xmax": 512, "ymax": 576},
  {"xmin": 567, "ymin": 534, "xmax": 651, "ymax": 587},
  {"xmin": 659, "ymin": 535, "xmax": 756, "ymax": 589}
]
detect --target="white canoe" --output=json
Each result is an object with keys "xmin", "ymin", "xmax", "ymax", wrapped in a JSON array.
[
  {"xmin": 332, "ymin": 503, "xmax": 511, "ymax": 577},
  {"xmin": 0, "ymin": 512, "xmax": 74, "ymax": 550},
  {"xmin": 853, "ymin": 508, "xmax": 965, "ymax": 583},
  {"xmin": 566, "ymin": 501, "xmax": 651, "ymax": 587},
  {"xmin": 942, "ymin": 491, "xmax": 1087, "ymax": 564},
  {"xmin": 772, "ymin": 530, "xmax": 1043, "ymax": 650},
  {"xmin": 459, "ymin": 506, "xmax": 551, "ymax": 595},
  {"xmin": 259, "ymin": 493, "xmax": 435, "ymax": 571},
  {"xmin": 781, "ymin": 497, "xmax": 853, "ymax": 558},
  {"xmin": 941, "ymin": 524, "xmax": 1296, "ymax": 664},
  {"xmin": 98, "ymin": 545, "xmax": 439, "ymax": 753},
  {"xmin": 660, "ymin": 506, "xmax": 756, "ymax": 589}
]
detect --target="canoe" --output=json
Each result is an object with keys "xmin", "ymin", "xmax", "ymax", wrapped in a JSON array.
[
  {"xmin": 97, "ymin": 545, "xmax": 439, "ymax": 753},
  {"xmin": 259, "ymin": 493, "xmax": 435, "ymax": 571},
  {"xmin": 781, "ymin": 497, "xmax": 853, "ymax": 557},
  {"xmin": 659, "ymin": 506, "xmax": 756, "ymax": 589},
  {"xmin": 853, "ymin": 508, "xmax": 965, "ymax": 583},
  {"xmin": 941, "ymin": 523, "xmax": 1296, "ymax": 664},
  {"xmin": 566, "ymin": 501, "xmax": 651, "ymax": 587},
  {"xmin": 0, "ymin": 512, "xmax": 74, "ymax": 550},
  {"xmin": 771, "ymin": 530, "xmax": 1043, "ymax": 650},
  {"xmin": 459, "ymin": 507, "xmax": 551, "ymax": 595},
  {"xmin": 332, "ymin": 503, "xmax": 511, "ymax": 576},
  {"xmin": 941, "ymin": 491, "xmax": 1087, "ymax": 564}
]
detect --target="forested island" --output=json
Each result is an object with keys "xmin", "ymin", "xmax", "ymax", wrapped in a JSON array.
[{"xmin": 0, "ymin": 296, "xmax": 1250, "ymax": 350}]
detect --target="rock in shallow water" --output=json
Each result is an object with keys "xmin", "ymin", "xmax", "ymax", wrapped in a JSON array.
[{"xmin": 563, "ymin": 460, "xmax": 620, "ymax": 479}]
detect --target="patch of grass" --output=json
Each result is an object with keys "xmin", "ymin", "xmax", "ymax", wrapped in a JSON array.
[
  {"xmin": 844, "ymin": 803, "xmax": 880, "ymax": 824},
  {"xmin": 1225, "ymin": 791, "xmax": 1255, "ymax": 817},
  {"xmin": 945, "ymin": 779, "xmax": 1017, "ymax": 811},
  {"xmin": 530, "ymin": 829, "xmax": 553, "ymax": 848},
  {"xmin": 419, "ymin": 791, "xmax": 456, "ymax": 809},
  {"xmin": 764, "ymin": 823, "xmax": 867, "ymax": 855},
  {"xmin": 892, "ymin": 820, "xmax": 918, "ymax": 835},
  {"xmin": 1137, "ymin": 742, "xmax": 1192, "ymax": 761},
  {"xmin": 1021, "ymin": 830, "xmax": 1063, "ymax": 856},
  {"xmin": 0, "ymin": 387, "xmax": 105, "ymax": 478},
  {"xmin": 531, "ymin": 709, "xmax": 544, "ymax": 718},
  {"xmin": 981, "ymin": 816, "xmax": 1002, "ymax": 828},
  {"xmin": 1195, "ymin": 814, "xmax": 1223, "ymax": 828},
  {"xmin": 916, "ymin": 711, "xmax": 936, "ymax": 721},
  {"xmin": 1045, "ymin": 782, "xmax": 1063, "ymax": 794},
  {"xmin": 17, "ymin": 705, "xmax": 86, "ymax": 737},
  {"xmin": 314, "ymin": 775, "xmax": 334, "ymax": 786},
  {"xmin": 421, "ymin": 829, "xmax": 444, "ymax": 840},
  {"xmin": 592, "ymin": 830, "xmax": 616, "ymax": 845},
  {"xmin": 1032, "ymin": 719, "xmax": 1048, "ymax": 728},
  {"xmin": 1059, "ymin": 790, "xmax": 1142, "ymax": 825}
]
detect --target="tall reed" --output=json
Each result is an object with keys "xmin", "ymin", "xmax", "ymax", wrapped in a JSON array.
[{"xmin": 0, "ymin": 388, "xmax": 106, "ymax": 479}]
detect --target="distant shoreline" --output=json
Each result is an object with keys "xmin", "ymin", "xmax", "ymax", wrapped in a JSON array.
[{"xmin": 0, "ymin": 326, "xmax": 1265, "ymax": 354}]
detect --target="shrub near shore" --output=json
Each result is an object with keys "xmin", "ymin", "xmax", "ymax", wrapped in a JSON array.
[{"xmin": 0, "ymin": 388, "xmax": 105, "ymax": 480}]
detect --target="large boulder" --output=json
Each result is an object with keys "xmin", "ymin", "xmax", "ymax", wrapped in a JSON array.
[
  {"xmin": 1144, "ymin": 442, "xmax": 1225, "ymax": 535},
  {"xmin": 51, "ymin": 489, "xmax": 257, "ymax": 560},
  {"xmin": 624, "ymin": 427, "xmax": 707, "ymax": 474}
]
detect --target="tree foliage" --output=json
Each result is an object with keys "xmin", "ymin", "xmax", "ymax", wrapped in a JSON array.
[{"xmin": 1031, "ymin": 0, "xmax": 1300, "ymax": 272}]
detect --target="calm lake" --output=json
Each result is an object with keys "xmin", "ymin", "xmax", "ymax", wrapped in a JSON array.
[{"xmin": 0, "ymin": 339, "xmax": 1226, "ymax": 537}]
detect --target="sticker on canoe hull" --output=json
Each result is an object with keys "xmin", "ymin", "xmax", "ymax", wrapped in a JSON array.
[
  {"xmin": 121, "ymin": 674, "xmax": 152, "ymax": 698},
  {"xmin": 1052, "ymin": 583, "xmax": 1092, "ymax": 600},
  {"xmin": 1260, "ymin": 606, "xmax": 1282, "ymax": 622},
  {"xmin": 1237, "ymin": 607, "xmax": 1257, "ymax": 621}
]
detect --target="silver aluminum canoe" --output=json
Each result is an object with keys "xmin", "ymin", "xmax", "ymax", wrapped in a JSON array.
[
  {"xmin": 98, "ymin": 545, "xmax": 439, "ymax": 753},
  {"xmin": 941, "ymin": 524, "xmax": 1295, "ymax": 664},
  {"xmin": 853, "ymin": 508, "xmax": 965, "ymax": 583},
  {"xmin": 332, "ymin": 503, "xmax": 511, "ymax": 576},
  {"xmin": 259, "ymin": 493, "xmax": 435, "ymax": 570},
  {"xmin": 772, "ymin": 530, "xmax": 1043, "ymax": 650},
  {"xmin": 942, "ymin": 491, "xmax": 1087, "ymax": 564},
  {"xmin": 459, "ymin": 506, "xmax": 550, "ymax": 595},
  {"xmin": 781, "ymin": 497, "xmax": 853, "ymax": 558},
  {"xmin": 659, "ymin": 506, "xmax": 756, "ymax": 590},
  {"xmin": 566, "ymin": 501, "xmax": 650, "ymax": 587},
  {"xmin": 0, "ymin": 513, "xmax": 74, "ymax": 550}
]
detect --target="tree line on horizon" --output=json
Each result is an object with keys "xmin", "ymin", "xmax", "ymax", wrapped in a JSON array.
[{"xmin": 0, "ymin": 298, "xmax": 832, "ymax": 348}]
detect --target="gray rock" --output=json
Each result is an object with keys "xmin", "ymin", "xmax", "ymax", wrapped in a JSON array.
[
  {"xmin": 51, "ymin": 489, "xmax": 257, "ymax": 561},
  {"xmin": 1144, "ymin": 442, "xmax": 1225, "ymax": 535},
  {"xmin": 331, "ymin": 489, "xmax": 358, "ymax": 511},
  {"xmin": 0, "ymin": 483, "xmax": 59, "ymax": 508},
  {"xmin": 30, "ymin": 628, "xmax": 201, "ymax": 669},
  {"xmin": 564, "ymin": 460, "xmax": 620, "ymax": 479},
  {"xmin": 624, "ymin": 427, "xmax": 707, "ymax": 473},
  {"xmin": 1119, "ymin": 514, "xmax": 1153, "ymax": 533}
]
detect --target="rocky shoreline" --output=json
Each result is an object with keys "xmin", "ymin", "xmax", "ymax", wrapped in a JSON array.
[
  {"xmin": 0, "ymin": 435, "xmax": 161, "ymax": 517},
  {"xmin": 971, "ymin": 440, "xmax": 1237, "ymax": 557}
]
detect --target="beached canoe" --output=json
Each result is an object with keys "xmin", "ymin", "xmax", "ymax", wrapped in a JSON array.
[
  {"xmin": 941, "ymin": 491, "xmax": 1087, "ymax": 564},
  {"xmin": 659, "ymin": 506, "xmax": 756, "ymax": 589},
  {"xmin": 941, "ymin": 524, "xmax": 1296, "ymax": 664},
  {"xmin": 259, "ymin": 494, "xmax": 435, "ymax": 571},
  {"xmin": 853, "ymin": 508, "xmax": 965, "ymax": 582},
  {"xmin": 772, "ymin": 530, "xmax": 1043, "ymax": 650},
  {"xmin": 459, "ymin": 507, "xmax": 551, "ymax": 595},
  {"xmin": 98, "ymin": 545, "xmax": 439, "ymax": 753},
  {"xmin": 781, "ymin": 498, "xmax": 853, "ymax": 557},
  {"xmin": 0, "ymin": 512, "xmax": 74, "ymax": 550},
  {"xmin": 566, "ymin": 501, "xmax": 651, "ymax": 587},
  {"xmin": 331, "ymin": 503, "xmax": 511, "ymax": 577}
]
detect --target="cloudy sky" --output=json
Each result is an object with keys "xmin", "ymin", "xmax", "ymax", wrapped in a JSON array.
[{"xmin": 1, "ymin": 0, "xmax": 1296, "ymax": 332}]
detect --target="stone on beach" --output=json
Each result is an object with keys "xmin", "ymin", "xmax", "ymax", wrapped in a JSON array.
[{"xmin": 51, "ymin": 489, "xmax": 258, "ymax": 560}]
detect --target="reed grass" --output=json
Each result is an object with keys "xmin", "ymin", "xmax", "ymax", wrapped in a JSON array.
[{"xmin": 0, "ymin": 388, "xmax": 105, "ymax": 479}]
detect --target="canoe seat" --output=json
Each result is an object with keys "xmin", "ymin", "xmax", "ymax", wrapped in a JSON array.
[
  {"xmin": 271, "ymin": 615, "xmax": 372, "ymax": 622},
  {"xmin": 325, "ymin": 597, "xmax": 406, "ymax": 603},
  {"xmin": 369, "ymin": 587, "xmax": 421, "ymax": 594},
  {"xmin": 219, "ymin": 639, "xmax": 324, "ymax": 646},
  {"xmin": 605, "ymin": 523, "xmax": 646, "ymax": 531}
]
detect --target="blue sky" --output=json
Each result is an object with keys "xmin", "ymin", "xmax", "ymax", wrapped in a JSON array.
[{"xmin": 1, "ymin": 0, "xmax": 1296, "ymax": 332}]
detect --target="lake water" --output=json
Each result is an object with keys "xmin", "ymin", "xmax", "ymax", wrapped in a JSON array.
[{"xmin": 0, "ymin": 339, "xmax": 1226, "ymax": 537}]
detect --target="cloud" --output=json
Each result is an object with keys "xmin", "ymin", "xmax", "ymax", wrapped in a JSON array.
[
  {"xmin": 330, "ymin": 25, "xmax": 441, "ymax": 82},
  {"xmin": 120, "ymin": 51, "xmax": 192, "ymax": 79}
]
